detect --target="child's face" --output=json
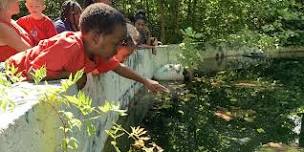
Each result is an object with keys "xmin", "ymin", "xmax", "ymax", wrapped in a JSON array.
[
  {"xmin": 135, "ymin": 19, "xmax": 145, "ymax": 32},
  {"xmin": 8, "ymin": 0, "xmax": 20, "ymax": 15},
  {"xmin": 68, "ymin": 7, "xmax": 82, "ymax": 27},
  {"xmin": 26, "ymin": 0, "xmax": 45, "ymax": 17},
  {"xmin": 87, "ymin": 24, "xmax": 127, "ymax": 59}
]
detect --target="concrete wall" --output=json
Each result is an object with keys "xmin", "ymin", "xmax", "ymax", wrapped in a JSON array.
[
  {"xmin": 0, "ymin": 45, "xmax": 181, "ymax": 152},
  {"xmin": 1, "ymin": 44, "xmax": 302, "ymax": 152}
]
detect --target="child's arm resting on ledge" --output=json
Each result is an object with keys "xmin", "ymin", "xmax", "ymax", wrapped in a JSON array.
[{"xmin": 113, "ymin": 63, "xmax": 169, "ymax": 93}]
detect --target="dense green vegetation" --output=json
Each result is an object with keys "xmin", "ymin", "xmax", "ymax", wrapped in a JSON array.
[
  {"xmin": 142, "ymin": 58, "xmax": 304, "ymax": 152},
  {"xmin": 16, "ymin": 0, "xmax": 304, "ymax": 46}
]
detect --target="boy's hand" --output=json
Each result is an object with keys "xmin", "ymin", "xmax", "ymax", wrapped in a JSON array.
[{"xmin": 143, "ymin": 79, "xmax": 170, "ymax": 94}]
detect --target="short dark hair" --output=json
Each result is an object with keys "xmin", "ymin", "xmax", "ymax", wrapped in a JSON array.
[
  {"xmin": 60, "ymin": 1, "xmax": 82, "ymax": 30},
  {"xmin": 79, "ymin": 3, "xmax": 126, "ymax": 35},
  {"xmin": 84, "ymin": 0, "xmax": 114, "ymax": 8},
  {"xmin": 134, "ymin": 9, "xmax": 147, "ymax": 22},
  {"xmin": 121, "ymin": 23, "xmax": 139, "ymax": 47},
  {"xmin": 135, "ymin": 9, "xmax": 146, "ymax": 17}
]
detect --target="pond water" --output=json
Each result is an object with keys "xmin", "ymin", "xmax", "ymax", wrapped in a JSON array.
[{"xmin": 140, "ymin": 58, "xmax": 304, "ymax": 152}]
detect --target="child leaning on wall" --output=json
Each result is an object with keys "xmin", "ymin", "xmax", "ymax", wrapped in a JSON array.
[
  {"xmin": 5, "ymin": 3, "xmax": 168, "ymax": 93},
  {"xmin": 17, "ymin": 0, "xmax": 57, "ymax": 45}
]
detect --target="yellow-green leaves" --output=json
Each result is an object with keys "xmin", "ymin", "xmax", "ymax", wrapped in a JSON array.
[
  {"xmin": 0, "ymin": 97, "xmax": 15, "ymax": 112},
  {"xmin": 178, "ymin": 27, "xmax": 202, "ymax": 70},
  {"xmin": 61, "ymin": 70, "xmax": 84, "ymax": 91},
  {"xmin": 99, "ymin": 102, "xmax": 128, "ymax": 116},
  {"xmin": 31, "ymin": 66, "xmax": 46, "ymax": 85},
  {"xmin": 65, "ymin": 91, "xmax": 93, "ymax": 116},
  {"xmin": 4, "ymin": 64, "xmax": 25, "ymax": 84},
  {"xmin": 0, "ymin": 64, "xmax": 26, "ymax": 112},
  {"xmin": 0, "ymin": 66, "xmax": 157, "ymax": 152},
  {"xmin": 106, "ymin": 124, "xmax": 163, "ymax": 152}
]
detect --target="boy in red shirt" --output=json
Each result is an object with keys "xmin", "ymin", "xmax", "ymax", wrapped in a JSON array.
[
  {"xmin": 17, "ymin": 0, "xmax": 57, "ymax": 45},
  {"xmin": 7, "ymin": 3, "xmax": 168, "ymax": 93}
]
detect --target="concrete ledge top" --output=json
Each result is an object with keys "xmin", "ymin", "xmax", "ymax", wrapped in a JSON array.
[{"xmin": 0, "ymin": 82, "xmax": 61, "ymax": 131}]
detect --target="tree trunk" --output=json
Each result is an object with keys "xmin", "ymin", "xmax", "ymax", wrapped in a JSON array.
[
  {"xmin": 158, "ymin": 0, "xmax": 166, "ymax": 43},
  {"xmin": 174, "ymin": 0, "xmax": 180, "ymax": 42},
  {"xmin": 192, "ymin": 0, "xmax": 198, "ymax": 29},
  {"xmin": 187, "ymin": 0, "xmax": 192, "ymax": 23}
]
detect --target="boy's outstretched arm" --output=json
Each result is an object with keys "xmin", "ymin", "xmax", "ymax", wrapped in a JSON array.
[{"xmin": 113, "ymin": 63, "xmax": 169, "ymax": 93}]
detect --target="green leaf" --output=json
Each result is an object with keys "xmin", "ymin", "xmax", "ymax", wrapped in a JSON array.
[
  {"xmin": 257, "ymin": 128, "xmax": 265, "ymax": 134},
  {"xmin": 86, "ymin": 121, "xmax": 96, "ymax": 136},
  {"xmin": 98, "ymin": 102, "xmax": 127, "ymax": 116},
  {"xmin": 31, "ymin": 66, "xmax": 47, "ymax": 84},
  {"xmin": 67, "ymin": 137, "xmax": 79, "ymax": 150}
]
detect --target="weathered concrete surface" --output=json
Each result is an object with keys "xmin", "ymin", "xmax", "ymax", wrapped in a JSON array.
[{"xmin": 0, "ymin": 46, "xmax": 180, "ymax": 152}]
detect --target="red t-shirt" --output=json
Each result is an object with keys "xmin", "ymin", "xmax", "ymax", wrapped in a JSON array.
[
  {"xmin": 17, "ymin": 15, "xmax": 57, "ymax": 45},
  {"xmin": 7, "ymin": 32, "xmax": 120, "ymax": 79},
  {"xmin": 0, "ymin": 20, "xmax": 34, "ymax": 62},
  {"xmin": 92, "ymin": 56, "xmax": 121, "ymax": 75},
  {"xmin": 114, "ymin": 47, "xmax": 133, "ymax": 63}
]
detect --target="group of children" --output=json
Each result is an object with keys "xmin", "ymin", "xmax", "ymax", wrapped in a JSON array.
[{"xmin": 0, "ymin": 0, "xmax": 168, "ymax": 93}]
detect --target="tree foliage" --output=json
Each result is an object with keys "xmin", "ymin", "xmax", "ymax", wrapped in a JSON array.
[
  {"xmin": 115, "ymin": 0, "xmax": 304, "ymax": 46},
  {"xmin": 15, "ymin": 0, "xmax": 304, "ymax": 45}
]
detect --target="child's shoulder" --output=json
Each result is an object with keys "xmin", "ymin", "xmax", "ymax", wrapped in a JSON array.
[
  {"xmin": 41, "ymin": 14, "xmax": 54, "ymax": 24},
  {"xmin": 36, "ymin": 32, "xmax": 83, "ymax": 56},
  {"xmin": 16, "ymin": 15, "xmax": 31, "ymax": 23},
  {"xmin": 42, "ymin": 14, "xmax": 53, "ymax": 21},
  {"xmin": 56, "ymin": 32, "xmax": 84, "ymax": 49},
  {"xmin": 54, "ymin": 32, "xmax": 85, "ymax": 57}
]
